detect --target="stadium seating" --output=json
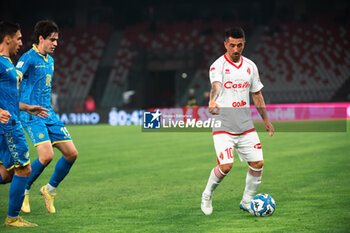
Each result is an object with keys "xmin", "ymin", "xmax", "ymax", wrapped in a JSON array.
[
  {"xmin": 104, "ymin": 20, "xmax": 252, "ymax": 106},
  {"xmin": 20, "ymin": 16, "xmax": 349, "ymax": 109},
  {"xmin": 20, "ymin": 25, "xmax": 111, "ymax": 111},
  {"xmin": 251, "ymin": 16, "xmax": 350, "ymax": 103},
  {"xmin": 105, "ymin": 16, "xmax": 349, "ymax": 105}
]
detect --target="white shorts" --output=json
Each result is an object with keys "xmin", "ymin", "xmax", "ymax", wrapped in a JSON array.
[{"xmin": 213, "ymin": 131, "xmax": 263, "ymax": 164}]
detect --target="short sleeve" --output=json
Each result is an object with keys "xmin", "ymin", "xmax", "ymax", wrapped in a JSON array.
[
  {"xmin": 250, "ymin": 62, "xmax": 264, "ymax": 93},
  {"xmin": 209, "ymin": 63, "xmax": 223, "ymax": 84},
  {"xmin": 16, "ymin": 53, "xmax": 31, "ymax": 77}
]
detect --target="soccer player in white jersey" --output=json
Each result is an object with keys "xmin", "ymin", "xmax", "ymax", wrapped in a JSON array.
[{"xmin": 201, "ymin": 27, "xmax": 274, "ymax": 215}]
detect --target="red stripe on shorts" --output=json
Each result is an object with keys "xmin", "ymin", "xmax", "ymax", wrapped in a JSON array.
[{"xmin": 213, "ymin": 128, "xmax": 255, "ymax": 136}]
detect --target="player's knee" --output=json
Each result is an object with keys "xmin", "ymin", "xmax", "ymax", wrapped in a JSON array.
[
  {"xmin": 40, "ymin": 153, "xmax": 54, "ymax": 165},
  {"xmin": 256, "ymin": 160, "xmax": 264, "ymax": 169},
  {"xmin": 2, "ymin": 175, "xmax": 13, "ymax": 183},
  {"xmin": 249, "ymin": 160, "xmax": 264, "ymax": 169},
  {"xmin": 71, "ymin": 149, "xmax": 78, "ymax": 161},
  {"xmin": 219, "ymin": 163, "xmax": 233, "ymax": 174},
  {"xmin": 1, "ymin": 171, "xmax": 14, "ymax": 183},
  {"xmin": 15, "ymin": 164, "xmax": 31, "ymax": 177},
  {"xmin": 65, "ymin": 149, "xmax": 78, "ymax": 162},
  {"xmin": 23, "ymin": 164, "xmax": 31, "ymax": 176}
]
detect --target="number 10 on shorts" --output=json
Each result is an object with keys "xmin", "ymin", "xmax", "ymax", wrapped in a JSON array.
[
  {"xmin": 218, "ymin": 147, "xmax": 233, "ymax": 164},
  {"xmin": 225, "ymin": 147, "xmax": 233, "ymax": 159}
]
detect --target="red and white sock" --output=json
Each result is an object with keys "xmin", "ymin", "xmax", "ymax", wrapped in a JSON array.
[
  {"xmin": 242, "ymin": 166, "xmax": 263, "ymax": 203},
  {"xmin": 203, "ymin": 166, "xmax": 227, "ymax": 197}
]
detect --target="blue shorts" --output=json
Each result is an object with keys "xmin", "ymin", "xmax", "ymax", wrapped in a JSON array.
[
  {"xmin": 0, "ymin": 124, "xmax": 30, "ymax": 170},
  {"xmin": 23, "ymin": 120, "xmax": 72, "ymax": 147}
]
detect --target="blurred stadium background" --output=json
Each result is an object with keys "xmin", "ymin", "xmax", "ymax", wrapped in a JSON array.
[
  {"xmin": 3, "ymin": 0, "xmax": 350, "ymax": 115},
  {"xmin": 1, "ymin": 1, "xmax": 350, "ymax": 232}
]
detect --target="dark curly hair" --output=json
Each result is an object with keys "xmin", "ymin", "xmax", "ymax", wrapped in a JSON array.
[{"xmin": 34, "ymin": 20, "xmax": 59, "ymax": 43}]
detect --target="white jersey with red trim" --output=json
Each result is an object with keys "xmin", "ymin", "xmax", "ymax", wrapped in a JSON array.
[{"xmin": 209, "ymin": 54, "xmax": 264, "ymax": 134}]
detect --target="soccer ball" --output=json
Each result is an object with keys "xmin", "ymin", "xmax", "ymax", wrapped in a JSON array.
[{"xmin": 251, "ymin": 193, "xmax": 276, "ymax": 217}]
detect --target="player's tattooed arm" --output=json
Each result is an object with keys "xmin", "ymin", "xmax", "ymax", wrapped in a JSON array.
[
  {"xmin": 19, "ymin": 103, "xmax": 49, "ymax": 119},
  {"xmin": 209, "ymin": 81, "xmax": 221, "ymax": 115},
  {"xmin": 0, "ymin": 108, "xmax": 11, "ymax": 124},
  {"xmin": 252, "ymin": 91, "xmax": 274, "ymax": 137}
]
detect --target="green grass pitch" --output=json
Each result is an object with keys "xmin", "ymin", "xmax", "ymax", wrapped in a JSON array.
[{"xmin": 1, "ymin": 120, "xmax": 349, "ymax": 232}]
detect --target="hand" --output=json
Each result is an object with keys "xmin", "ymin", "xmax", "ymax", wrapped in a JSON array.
[
  {"xmin": 0, "ymin": 109, "xmax": 11, "ymax": 124},
  {"xmin": 26, "ymin": 105, "xmax": 49, "ymax": 118},
  {"xmin": 264, "ymin": 120, "xmax": 274, "ymax": 137},
  {"xmin": 209, "ymin": 100, "xmax": 220, "ymax": 115}
]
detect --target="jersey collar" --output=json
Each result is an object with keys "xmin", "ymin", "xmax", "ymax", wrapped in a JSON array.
[
  {"xmin": 0, "ymin": 53, "xmax": 13, "ymax": 64},
  {"xmin": 224, "ymin": 54, "xmax": 243, "ymax": 69},
  {"xmin": 32, "ymin": 44, "xmax": 48, "ymax": 62}
]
